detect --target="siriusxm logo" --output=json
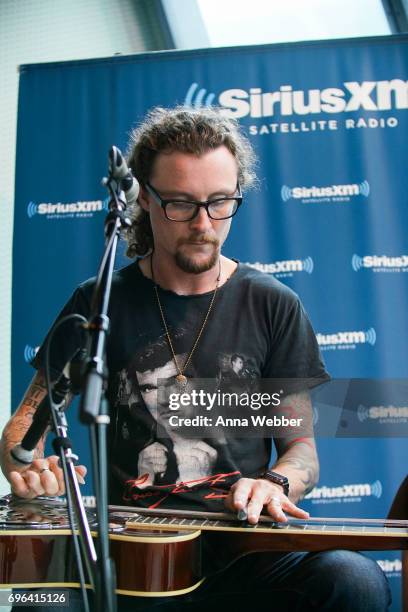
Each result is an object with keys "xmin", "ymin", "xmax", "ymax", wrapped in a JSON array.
[
  {"xmin": 376, "ymin": 559, "xmax": 402, "ymax": 576},
  {"xmin": 184, "ymin": 79, "xmax": 408, "ymax": 118},
  {"xmin": 245, "ymin": 257, "xmax": 313, "ymax": 277},
  {"xmin": 281, "ymin": 181, "xmax": 369, "ymax": 203},
  {"xmin": 317, "ymin": 328, "xmax": 376, "ymax": 351},
  {"xmin": 358, "ymin": 404, "xmax": 408, "ymax": 422},
  {"xmin": 24, "ymin": 345, "xmax": 39, "ymax": 363},
  {"xmin": 27, "ymin": 199, "xmax": 109, "ymax": 219},
  {"xmin": 352, "ymin": 253, "xmax": 408, "ymax": 271},
  {"xmin": 305, "ymin": 480, "xmax": 382, "ymax": 503},
  {"xmin": 185, "ymin": 83, "xmax": 216, "ymax": 108}
]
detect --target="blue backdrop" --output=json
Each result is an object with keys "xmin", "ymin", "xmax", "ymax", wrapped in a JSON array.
[{"xmin": 13, "ymin": 35, "xmax": 408, "ymax": 607}]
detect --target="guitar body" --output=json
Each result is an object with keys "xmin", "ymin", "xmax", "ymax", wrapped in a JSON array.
[
  {"xmin": 0, "ymin": 528, "xmax": 202, "ymax": 596},
  {"xmin": 109, "ymin": 528, "xmax": 202, "ymax": 595}
]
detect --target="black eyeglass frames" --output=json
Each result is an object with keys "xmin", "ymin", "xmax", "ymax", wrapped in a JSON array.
[{"xmin": 144, "ymin": 182, "xmax": 243, "ymax": 222}]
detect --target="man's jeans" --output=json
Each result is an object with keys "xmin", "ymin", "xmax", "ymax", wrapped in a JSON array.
[{"xmin": 12, "ymin": 549, "xmax": 391, "ymax": 611}]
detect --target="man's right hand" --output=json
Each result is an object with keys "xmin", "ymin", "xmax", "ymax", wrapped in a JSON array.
[
  {"xmin": 7, "ymin": 455, "xmax": 87, "ymax": 499},
  {"xmin": 0, "ymin": 371, "xmax": 87, "ymax": 500}
]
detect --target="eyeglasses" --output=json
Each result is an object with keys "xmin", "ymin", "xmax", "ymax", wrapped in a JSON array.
[{"xmin": 144, "ymin": 182, "xmax": 243, "ymax": 222}]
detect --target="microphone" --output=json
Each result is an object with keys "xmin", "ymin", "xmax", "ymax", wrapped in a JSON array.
[
  {"xmin": 109, "ymin": 146, "xmax": 139, "ymax": 208},
  {"xmin": 10, "ymin": 371, "xmax": 71, "ymax": 466}
]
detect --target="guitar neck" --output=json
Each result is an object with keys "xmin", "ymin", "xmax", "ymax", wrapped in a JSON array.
[
  {"xmin": 117, "ymin": 505, "xmax": 408, "ymax": 547},
  {"xmin": 110, "ymin": 504, "xmax": 408, "ymax": 529}
]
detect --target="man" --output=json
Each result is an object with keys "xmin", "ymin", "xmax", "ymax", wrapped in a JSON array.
[
  {"xmin": 231, "ymin": 354, "xmax": 244, "ymax": 377},
  {"xmin": 219, "ymin": 352, "xmax": 252, "ymax": 396},
  {"xmin": 0, "ymin": 107, "xmax": 390, "ymax": 610}
]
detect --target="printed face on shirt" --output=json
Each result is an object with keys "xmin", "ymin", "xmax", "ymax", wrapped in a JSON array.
[
  {"xmin": 138, "ymin": 146, "xmax": 239, "ymax": 274},
  {"xmin": 231, "ymin": 356, "xmax": 244, "ymax": 375},
  {"xmin": 136, "ymin": 357, "xmax": 196, "ymax": 431}
]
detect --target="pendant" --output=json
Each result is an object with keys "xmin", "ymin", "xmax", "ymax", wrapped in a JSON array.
[{"xmin": 176, "ymin": 373, "xmax": 188, "ymax": 388}]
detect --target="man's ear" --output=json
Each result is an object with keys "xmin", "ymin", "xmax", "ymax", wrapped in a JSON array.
[{"xmin": 138, "ymin": 185, "xmax": 150, "ymax": 212}]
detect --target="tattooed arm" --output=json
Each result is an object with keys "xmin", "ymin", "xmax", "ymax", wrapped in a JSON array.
[
  {"xmin": 272, "ymin": 390, "xmax": 319, "ymax": 503},
  {"xmin": 226, "ymin": 390, "xmax": 318, "ymax": 524},
  {"xmin": 0, "ymin": 370, "xmax": 48, "ymax": 468},
  {"xmin": 0, "ymin": 370, "xmax": 86, "ymax": 499}
]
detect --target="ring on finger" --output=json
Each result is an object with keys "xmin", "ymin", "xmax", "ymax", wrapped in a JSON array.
[
  {"xmin": 40, "ymin": 468, "xmax": 50, "ymax": 474},
  {"xmin": 270, "ymin": 496, "xmax": 282, "ymax": 506}
]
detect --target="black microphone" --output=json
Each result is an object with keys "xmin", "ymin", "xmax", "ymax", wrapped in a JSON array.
[
  {"xmin": 109, "ymin": 146, "xmax": 139, "ymax": 208},
  {"xmin": 10, "ymin": 372, "xmax": 71, "ymax": 466}
]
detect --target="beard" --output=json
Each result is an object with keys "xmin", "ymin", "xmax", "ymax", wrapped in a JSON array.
[{"xmin": 175, "ymin": 234, "xmax": 220, "ymax": 274}]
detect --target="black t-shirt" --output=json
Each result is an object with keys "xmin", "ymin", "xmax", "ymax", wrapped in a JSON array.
[{"xmin": 34, "ymin": 261, "xmax": 329, "ymax": 511}]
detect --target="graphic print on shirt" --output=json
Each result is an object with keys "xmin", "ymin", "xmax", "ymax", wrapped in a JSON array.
[{"xmin": 112, "ymin": 335, "xmax": 259, "ymax": 507}]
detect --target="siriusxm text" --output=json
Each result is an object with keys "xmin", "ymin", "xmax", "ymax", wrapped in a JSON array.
[
  {"xmin": 361, "ymin": 255, "xmax": 408, "ymax": 268},
  {"xmin": 218, "ymin": 80, "xmax": 408, "ymax": 118},
  {"xmin": 291, "ymin": 184, "xmax": 361, "ymax": 198},
  {"xmin": 366, "ymin": 406, "xmax": 408, "ymax": 419},
  {"xmin": 247, "ymin": 260, "xmax": 303, "ymax": 273},
  {"xmin": 317, "ymin": 331, "xmax": 367, "ymax": 345},
  {"xmin": 37, "ymin": 201, "xmax": 103, "ymax": 214},
  {"xmin": 306, "ymin": 483, "xmax": 374, "ymax": 499}
]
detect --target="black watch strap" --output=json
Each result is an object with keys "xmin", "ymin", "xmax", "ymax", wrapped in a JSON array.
[{"xmin": 258, "ymin": 469, "xmax": 289, "ymax": 497}]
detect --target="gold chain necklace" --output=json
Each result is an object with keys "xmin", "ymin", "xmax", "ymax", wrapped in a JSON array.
[{"xmin": 151, "ymin": 254, "xmax": 221, "ymax": 388}]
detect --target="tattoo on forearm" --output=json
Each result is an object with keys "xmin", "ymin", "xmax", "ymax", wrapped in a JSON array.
[
  {"xmin": 274, "ymin": 434, "xmax": 319, "ymax": 498},
  {"xmin": 275, "ymin": 451, "xmax": 318, "ymax": 496},
  {"xmin": 0, "ymin": 372, "xmax": 48, "ymax": 463},
  {"xmin": 23, "ymin": 374, "xmax": 47, "ymax": 411},
  {"xmin": 271, "ymin": 390, "xmax": 319, "ymax": 497}
]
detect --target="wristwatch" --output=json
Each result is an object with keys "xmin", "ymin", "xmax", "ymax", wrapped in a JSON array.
[{"xmin": 258, "ymin": 469, "xmax": 289, "ymax": 497}]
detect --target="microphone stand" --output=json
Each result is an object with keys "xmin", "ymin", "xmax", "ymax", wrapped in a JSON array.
[
  {"xmin": 77, "ymin": 156, "xmax": 132, "ymax": 612},
  {"xmin": 40, "ymin": 317, "xmax": 98, "ymax": 612},
  {"xmin": 48, "ymin": 392, "xmax": 97, "ymax": 612}
]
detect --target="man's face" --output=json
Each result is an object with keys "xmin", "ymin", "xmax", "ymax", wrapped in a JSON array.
[{"xmin": 139, "ymin": 146, "xmax": 239, "ymax": 274}]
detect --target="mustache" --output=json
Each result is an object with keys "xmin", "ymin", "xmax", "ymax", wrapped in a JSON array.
[{"xmin": 177, "ymin": 233, "xmax": 219, "ymax": 247}]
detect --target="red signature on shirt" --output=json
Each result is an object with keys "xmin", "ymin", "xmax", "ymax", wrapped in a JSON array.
[{"xmin": 123, "ymin": 471, "xmax": 240, "ymax": 508}]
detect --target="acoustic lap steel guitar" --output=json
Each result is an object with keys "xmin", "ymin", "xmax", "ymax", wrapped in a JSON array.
[{"xmin": 0, "ymin": 495, "xmax": 406, "ymax": 597}]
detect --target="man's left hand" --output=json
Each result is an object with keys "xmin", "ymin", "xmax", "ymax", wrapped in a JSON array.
[{"xmin": 225, "ymin": 477, "xmax": 309, "ymax": 524}]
